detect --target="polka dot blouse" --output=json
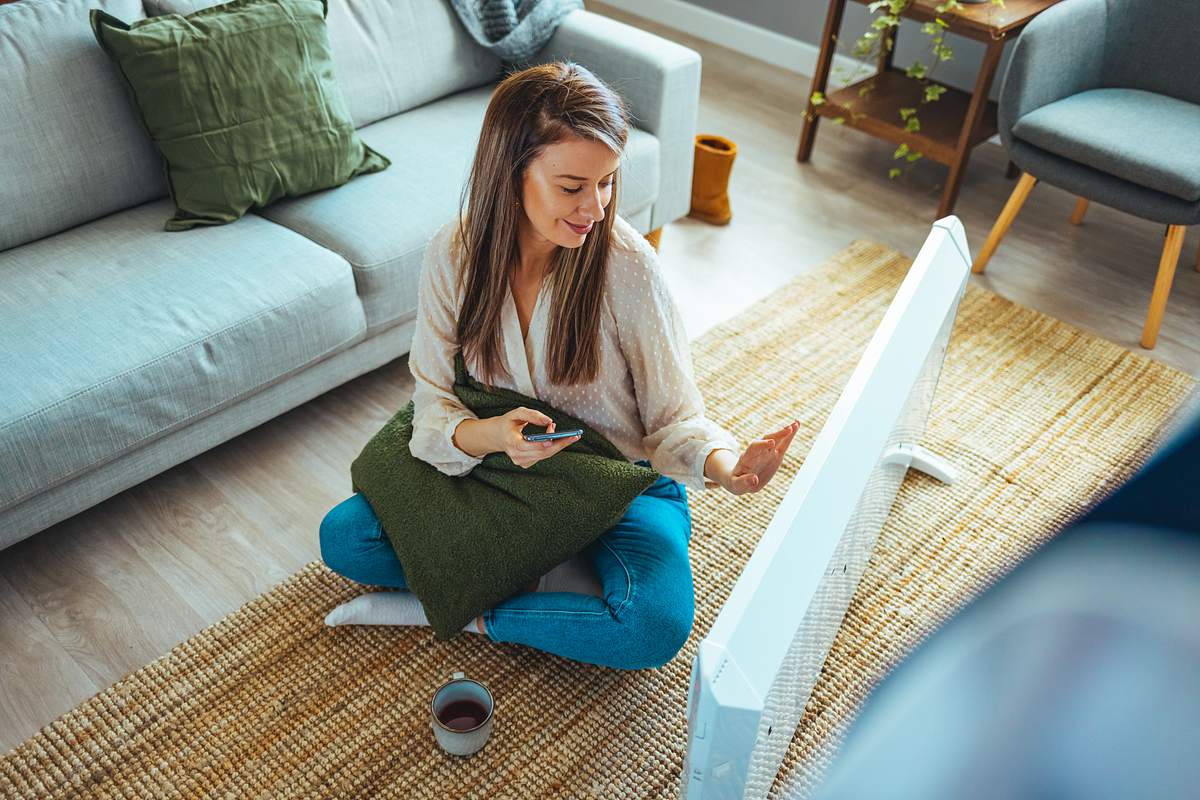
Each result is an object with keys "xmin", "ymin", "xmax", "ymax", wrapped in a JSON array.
[{"xmin": 406, "ymin": 212, "xmax": 739, "ymax": 492}]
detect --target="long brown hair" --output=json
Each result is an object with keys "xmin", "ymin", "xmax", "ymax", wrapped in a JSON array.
[{"xmin": 451, "ymin": 61, "xmax": 630, "ymax": 389}]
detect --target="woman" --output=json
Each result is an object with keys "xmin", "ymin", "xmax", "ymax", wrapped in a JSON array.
[{"xmin": 319, "ymin": 61, "xmax": 799, "ymax": 670}]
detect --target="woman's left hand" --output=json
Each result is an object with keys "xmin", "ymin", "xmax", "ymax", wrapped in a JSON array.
[{"xmin": 723, "ymin": 420, "xmax": 800, "ymax": 495}]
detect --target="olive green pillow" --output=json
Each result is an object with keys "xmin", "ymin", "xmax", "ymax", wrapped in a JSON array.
[{"xmin": 90, "ymin": 0, "xmax": 389, "ymax": 231}]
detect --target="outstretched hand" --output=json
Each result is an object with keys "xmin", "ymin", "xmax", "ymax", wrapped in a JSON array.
[{"xmin": 723, "ymin": 419, "xmax": 800, "ymax": 495}]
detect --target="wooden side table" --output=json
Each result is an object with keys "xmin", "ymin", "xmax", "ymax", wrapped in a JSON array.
[{"xmin": 797, "ymin": 0, "xmax": 1059, "ymax": 218}]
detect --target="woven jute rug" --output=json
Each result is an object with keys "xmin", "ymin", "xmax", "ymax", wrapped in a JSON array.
[{"xmin": 2, "ymin": 241, "xmax": 1194, "ymax": 799}]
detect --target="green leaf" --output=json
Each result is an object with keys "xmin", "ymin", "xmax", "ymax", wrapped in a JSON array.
[
  {"xmin": 888, "ymin": 167, "xmax": 902, "ymax": 179},
  {"xmin": 904, "ymin": 115, "xmax": 920, "ymax": 132},
  {"xmin": 922, "ymin": 21, "xmax": 938, "ymax": 34},
  {"xmin": 810, "ymin": 91, "xmax": 826, "ymax": 106},
  {"xmin": 831, "ymin": 116, "xmax": 846, "ymax": 125},
  {"xmin": 894, "ymin": 142, "xmax": 910, "ymax": 159},
  {"xmin": 905, "ymin": 60, "xmax": 927, "ymax": 79},
  {"xmin": 868, "ymin": 0, "xmax": 889, "ymax": 10},
  {"xmin": 905, "ymin": 151, "xmax": 924, "ymax": 162},
  {"xmin": 936, "ymin": 17, "xmax": 950, "ymax": 27},
  {"xmin": 898, "ymin": 106, "xmax": 917, "ymax": 119},
  {"xmin": 924, "ymin": 84, "xmax": 947, "ymax": 102}
]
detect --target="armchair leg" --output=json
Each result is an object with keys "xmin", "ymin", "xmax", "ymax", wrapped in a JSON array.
[
  {"xmin": 1141, "ymin": 224, "xmax": 1187, "ymax": 349},
  {"xmin": 973, "ymin": 172, "xmax": 1038, "ymax": 274},
  {"xmin": 1069, "ymin": 197, "xmax": 1089, "ymax": 225}
]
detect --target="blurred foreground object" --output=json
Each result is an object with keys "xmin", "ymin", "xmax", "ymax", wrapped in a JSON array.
[{"xmin": 811, "ymin": 392, "xmax": 1200, "ymax": 800}]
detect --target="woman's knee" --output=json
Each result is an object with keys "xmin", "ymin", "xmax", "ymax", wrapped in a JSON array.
[
  {"xmin": 319, "ymin": 493, "xmax": 376, "ymax": 573},
  {"xmin": 622, "ymin": 592, "xmax": 695, "ymax": 670}
]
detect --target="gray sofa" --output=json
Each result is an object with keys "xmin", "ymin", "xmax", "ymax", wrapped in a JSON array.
[{"xmin": 0, "ymin": 0, "xmax": 702, "ymax": 550}]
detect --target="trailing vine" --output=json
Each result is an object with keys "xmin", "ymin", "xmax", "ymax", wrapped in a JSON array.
[{"xmin": 807, "ymin": 0, "xmax": 1006, "ymax": 179}]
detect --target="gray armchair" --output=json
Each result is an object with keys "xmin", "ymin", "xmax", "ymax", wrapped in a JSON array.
[{"xmin": 971, "ymin": 0, "xmax": 1200, "ymax": 349}]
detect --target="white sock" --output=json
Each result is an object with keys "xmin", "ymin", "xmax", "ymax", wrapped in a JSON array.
[{"xmin": 324, "ymin": 591, "xmax": 484, "ymax": 634}]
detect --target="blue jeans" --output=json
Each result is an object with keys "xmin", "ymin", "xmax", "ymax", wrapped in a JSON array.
[{"xmin": 318, "ymin": 461, "xmax": 695, "ymax": 670}]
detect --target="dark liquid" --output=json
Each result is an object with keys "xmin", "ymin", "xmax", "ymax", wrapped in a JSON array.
[{"xmin": 438, "ymin": 699, "xmax": 488, "ymax": 731}]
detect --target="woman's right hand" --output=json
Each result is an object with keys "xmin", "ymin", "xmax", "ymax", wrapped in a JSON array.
[{"xmin": 492, "ymin": 407, "xmax": 581, "ymax": 468}]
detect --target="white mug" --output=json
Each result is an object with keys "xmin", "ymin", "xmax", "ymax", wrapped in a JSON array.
[{"xmin": 431, "ymin": 671, "xmax": 495, "ymax": 756}]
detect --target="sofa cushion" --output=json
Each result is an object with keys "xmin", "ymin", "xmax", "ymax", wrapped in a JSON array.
[
  {"xmin": 0, "ymin": 0, "xmax": 167, "ymax": 253},
  {"xmin": 0, "ymin": 200, "xmax": 367, "ymax": 514},
  {"xmin": 1012, "ymin": 88, "xmax": 1200, "ymax": 203},
  {"xmin": 142, "ymin": 0, "xmax": 503, "ymax": 129},
  {"xmin": 91, "ymin": 0, "xmax": 392, "ymax": 232},
  {"xmin": 258, "ymin": 83, "xmax": 661, "ymax": 333}
]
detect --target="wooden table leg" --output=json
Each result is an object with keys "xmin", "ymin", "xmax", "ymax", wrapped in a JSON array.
[
  {"xmin": 879, "ymin": 24, "xmax": 896, "ymax": 73},
  {"xmin": 797, "ymin": 0, "xmax": 847, "ymax": 163},
  {"xmin": 937, "ymin": 35, "xmax": 1007, "ymax": 218}
]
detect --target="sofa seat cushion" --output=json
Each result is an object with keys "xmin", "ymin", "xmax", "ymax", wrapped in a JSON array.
[
  {"xmin": 257, "ymin": 83, "xmax": 661, "ymax": 334},
  {"xmin": 0, "ymin": 200, "xmax": 366, "ymax": 513},
  {"xmin": 1012, "ymin": 88, "xmax": 1200, "ymax": 202}
]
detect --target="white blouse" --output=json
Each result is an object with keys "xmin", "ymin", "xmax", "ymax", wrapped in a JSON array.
[{"xmin": 406, "ymin": 212, "xmax": 739, "ymax": 492}]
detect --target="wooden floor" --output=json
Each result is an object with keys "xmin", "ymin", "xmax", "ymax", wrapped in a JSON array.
[{"xmin": 2, "ymin": 3, "xmax": 1196, "ymax": 755}]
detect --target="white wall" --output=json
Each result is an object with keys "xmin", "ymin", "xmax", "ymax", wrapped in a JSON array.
[{"xmin": 596, "ymin": 0, "xmax": 1015, "ymax": 100}]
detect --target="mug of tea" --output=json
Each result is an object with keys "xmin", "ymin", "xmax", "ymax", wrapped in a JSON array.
[{"xmin": 431, "ymin": 671, "xmax": 494, "ymax": 756}]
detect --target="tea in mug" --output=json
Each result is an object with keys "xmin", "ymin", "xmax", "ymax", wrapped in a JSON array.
[{"xmin": 437, "ymin": 698, "xmax": 488, "ymax": 731}]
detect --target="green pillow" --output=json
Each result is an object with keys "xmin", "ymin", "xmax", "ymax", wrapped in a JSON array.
[
  {"xmin": 90, "ymin": 0, "xmax": 389, "ymax": 231},
  {"xmin": 349, "ymin": 350, "xmax": 661, "ymax": 641}
]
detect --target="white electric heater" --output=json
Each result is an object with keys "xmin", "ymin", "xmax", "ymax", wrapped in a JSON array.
[{"xmin": 680, "ymin": 216, "xmax": 973, "ymax": 799}]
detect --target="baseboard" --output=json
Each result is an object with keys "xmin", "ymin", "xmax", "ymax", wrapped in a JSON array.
[{"xmin": 594, "ymin": 0, "xmax": 865, "ymax": 88}]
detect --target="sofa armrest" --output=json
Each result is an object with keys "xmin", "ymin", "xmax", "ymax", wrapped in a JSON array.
[
  {"xmin": 533, "ymin": 9, "xmax": 701, "ymax": 232},
  {"xmin": 998, "ymin": 0, "xmax": 1107, "ymax": 152}
]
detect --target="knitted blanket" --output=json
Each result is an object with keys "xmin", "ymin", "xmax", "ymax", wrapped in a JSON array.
[
  {"xmin": 349, "ymin": 350, "xmax": 660, "ymax": 640},
  {"xmin": 448, "ymin": 0, "xmax": 584, "ymax": 65}
]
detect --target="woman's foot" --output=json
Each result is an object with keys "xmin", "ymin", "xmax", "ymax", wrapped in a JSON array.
[{"xmin": 324, "ymin": 591, "xmax": 486, "ymax": 635}]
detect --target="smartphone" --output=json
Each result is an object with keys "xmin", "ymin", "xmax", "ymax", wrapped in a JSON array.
[{"xmin": 523, "ymin": 428, "xmax": 584, "ymax": 442}]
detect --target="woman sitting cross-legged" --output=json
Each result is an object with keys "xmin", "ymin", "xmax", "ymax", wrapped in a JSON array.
[{"xmin": 319, "ymin": 60, "xmax": 798, "ymax": 671}]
